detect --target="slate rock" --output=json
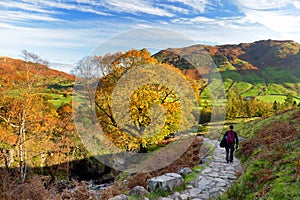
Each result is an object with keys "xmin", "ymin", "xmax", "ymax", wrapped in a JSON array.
[
  {"xmin": 147, "ymin": 173, "xmax": 184, "ymax": 192},
  {"xmin": 177, "ymin": 167, "xmax": 193, "ymax": 176},
  {"xmin": 109, "ymin": 194, "xmax": 128, "ymax": 200},
  {"xmin": 128, "ymin": 186, "xmax": 149, "ymax": 197}
]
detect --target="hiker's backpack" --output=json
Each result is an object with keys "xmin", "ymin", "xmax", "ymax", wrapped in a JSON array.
[{"xmin": 226, "ymin": 130, "xmax": 235, "ymax": 144}]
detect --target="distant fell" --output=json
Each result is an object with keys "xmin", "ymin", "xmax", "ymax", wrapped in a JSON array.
[
  {"xmin": 154, "ymin": 40, "xmax": 300, "ymax": 97},
  {"xmin": 154, "ymin": 39, "xmax": 300, "ymax": 72},
  {"xmin": 0, "ymin": 56, "xmax": 75, "ymax": 80}
]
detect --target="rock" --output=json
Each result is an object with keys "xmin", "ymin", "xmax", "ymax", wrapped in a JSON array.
[
  {"xmin": 197, "ymin": 178, "xmax": 212, "ymax": 191},
  {"xmin": 227, "ymin": 174, "xmax": 237, "ymax": 180},
  {"xmin": 170, "ymin": 192, "xmax": 181, "ymax": 200},
  {"xmin": 216, "ymin": 182, "xmax": 227, "ymax": 187},
  {"xmin": 88, "ymin": 179, "xmax": 113, "ymax": 191},
  {"xmin": 209, "ymin": 186, "xmax": 223, "ymax": 194},
  {"xmin": 207, "ymin": 172, "xmax": 219, "ymax": 178},
  {"xmin": 186, "ymin": 185, "xmax": 194, "ymax": 189},
  {"xmin": 214, "ymin": 178, "xmax": 228, "ymax": 184},
  {"xmin": 201, "ymin": 168, "xmax": 212, "ymax": 174},
  {"xmin": 127, "ymin": 186, "xmax": 149, "ymax": 197},
  {"xmin": 189, "ymin": 188, "xmax": 202, "ymax": 198},
  {"xmin": 179, "ymin": 193, "xmax": 189, "ymax": 200},
  {"xmin": 147, "ymin": 173, "xmax": 184, "ymax": 192},
  {"xmin": 196, "ymin": 193, "xmax": 210, "ymax": 200},
  {"xmin": 177, "ymin": 167, "xmax": 193, "ymax": 176},
  {"xmin": 172, "ymin": 192, "xmax": 180, "ymax": 198},
  {"xmin": 109, "ymin": 194, "xmax": 128, "ymax": 200}
]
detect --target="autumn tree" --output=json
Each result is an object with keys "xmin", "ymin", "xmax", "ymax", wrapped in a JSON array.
[
  {"xmin": 86, "ymin": 49, "xmax": 197, "ymax": 152},
  {"xmin": 0, "ymin": 50, "xmax": 51, "ymax": 181},
  {"xmin": 284, "ymin": 93, "xmax": 294, "ymax": 108},
  {"xmin": 226, "ymin": 91, "xmax": 239, "ymax": 119}
]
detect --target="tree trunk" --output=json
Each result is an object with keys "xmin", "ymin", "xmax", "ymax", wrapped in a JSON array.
[
  {"xmin": 19, "ymin": 127, "xmax": 24, "ymax": 181},
  {"xmin": 19, "ymin": 111, "xmax": 27, "ymax": 182}
]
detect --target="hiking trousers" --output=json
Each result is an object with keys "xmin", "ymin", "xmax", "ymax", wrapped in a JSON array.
[{"xmin": 225, "ymin": 145, "xmax": 235, "ymax": 163}]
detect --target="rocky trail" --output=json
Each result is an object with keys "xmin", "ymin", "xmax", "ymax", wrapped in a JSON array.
[
  {"xmin": 111, "ymin": 138, "xmax": 243, "ymax": 200},
  {"xmin": 157, "ymin": 137, "xmax": 244, "ymax": 200},
  {"xmin": 108, "ymin": 137, "xmax": 244, "ymax": 200}
]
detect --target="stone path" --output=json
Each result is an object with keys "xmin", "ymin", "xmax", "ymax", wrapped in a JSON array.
[{"xmin": 161, "ymin": 138, "xmax": 244, "ymax": 200}]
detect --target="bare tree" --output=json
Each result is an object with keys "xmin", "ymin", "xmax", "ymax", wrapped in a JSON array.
[{"xmin": 73, "ymin": 53, "xmax": 121, "ymax": 123}]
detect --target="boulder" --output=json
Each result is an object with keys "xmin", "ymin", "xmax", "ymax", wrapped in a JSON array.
[
  {"xmin": 177, "ymin": 167, "xmax": 193, "ymax": 176},
  {"xmin": 108, "ymin": 194, "xmax": 128, "ymax": 200},
  {"xmin": 127, "ymin": 186, "xmax": 149, "ymax": 197},
  {"xmin": 147, "ymin": 173, "xmax": 184, "ymax": 192}
]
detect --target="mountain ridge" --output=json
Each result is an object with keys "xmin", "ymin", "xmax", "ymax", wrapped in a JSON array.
[
  {"xmin": 154, "ymin": 39, "xmax": 300, "ymax": 98},
  {"xmin": 0, "ymin": 56, "xmax": 75, "ymax": 80},
  {"xmin": 154, "ymin": 39, "xmax": 300, "ymax": 72}
]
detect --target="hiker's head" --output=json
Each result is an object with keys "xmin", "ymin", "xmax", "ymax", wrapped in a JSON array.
[{"xmin": 229, "ymin": 125, "xmax": 234, "ymax": 130}]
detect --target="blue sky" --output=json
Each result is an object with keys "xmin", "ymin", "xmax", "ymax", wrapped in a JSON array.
[{"xmin": 0, "ymin": 0, "xmax": 300, "ymax": 72}]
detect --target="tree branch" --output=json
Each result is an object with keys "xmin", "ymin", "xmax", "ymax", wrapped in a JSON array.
[
  {"xmin": 0, "ymin": 115, "xmax": 19, "ymax": 128},
  {"xmin": 95, "ymin": 101, "xmax": 118, "ymax": 127}
]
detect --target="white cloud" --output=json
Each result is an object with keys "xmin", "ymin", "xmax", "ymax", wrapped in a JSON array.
[
  {"xmin": 0, "ymin": 25, "xmax": 109, "ymax": 68},
  {"xmin": 235, "ymin": 0, "xmax": 293, "ymax": 10},
  {"xmin": 158, "ymin": 4, "xmax": 190, "ymax": 14},
  {"xmin": 294, "ymin": 1, "xmax": 300, "ymax": 8},
  {"xmin": 0, "ymin": 11, "xmax": 61, "ymax": 22},
  {"xmin": 0, "ymin": 1, "xmax": 54, "ymax": 13},
  {"xmin": 40, "ymin": 0, "xmax": 110, "ymax": 16},
  {"xmin": 0, "ymin": 0, "xmax": 110, "ymax": 17},
  {"xmin": 244, "ymin": 10, "xmax": 300, "ymax": 32},
  {"xmin": 91, "ymin": 28, "xmax": 196, "ymax": 56},
  {"xmin": 106, "ymin": 0, "xmax": 174, "ymax": 17},
  {"xmin": 172, "ymin": 16, "xmax": 217, "ymax": 24},
  {"xmin": 1, "ymin": 0, "xmax": 300, "ymax": 73},
  {"xmin": 232, "ymin": 0, "xmax": 300, "ymax": 42},
  {"xmin": 179, "ymin": 22, "xmax": 284, "ymax": 45},
  {"xmin": 168, "ymin": 0, "xmax": 208, "ymax": 13}
]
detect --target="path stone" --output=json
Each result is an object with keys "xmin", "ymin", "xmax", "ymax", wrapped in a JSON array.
[
  {"xmin": 189, "ymin": 188, "xmax": 202, "ymax": 197},
  {"xmin": 164, "ymin": 137, "xmax": 243, "ymax": 199},
  {"xmin": 178, "ymin": 167, "xmax": 193, "ymax": 176},
  {"xmin": 147, "ymin": 173, "xmax": 184, "ymax": 192}
]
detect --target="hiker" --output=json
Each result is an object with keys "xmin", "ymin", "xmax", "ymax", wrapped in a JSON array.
[{"xmin": 223, "ymin": 125, "xmax": 239, "ymax": 163}]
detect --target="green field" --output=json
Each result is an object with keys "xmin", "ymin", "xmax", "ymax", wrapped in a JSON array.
[
  {"xmin": 257, "ymin": 94, "xmax": 300, "ymax": 103},
  {"xmin": 217, "ymin": 66, "xmax": 300, "ymax": 105},
  {"xmin": 48, "ymin": 94, "xmax": 72, "ymax": 108}
]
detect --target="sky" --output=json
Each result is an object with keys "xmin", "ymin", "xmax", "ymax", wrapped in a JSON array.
[{"xmin": 0, "ymin": 0, "xmax": 300, "ymax": 73}]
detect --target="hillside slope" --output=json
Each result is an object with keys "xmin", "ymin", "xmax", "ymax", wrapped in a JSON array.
[
  {"xmin": 223, "ymin": 109, "xmax": 300, "ymax": 199},
  {"xmin": 154, "ymin": 40, "xmax": 300, "ymax": 71},
  {"xmin": 154, "ymin": 40, "xmax": 300, "ymax": 99},
  {"xmin": 0, "ymin": 56, "xmax": 75, "ymax": 81},
  {"xmin": 0, "ymin": 56, "xmax": 75, "ymax": 109}
]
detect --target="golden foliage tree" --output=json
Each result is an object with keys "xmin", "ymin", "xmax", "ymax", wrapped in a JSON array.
[
  {"xmin": 0, "ymin": 50, "xmax": 55, "ymax": 181},
  {"xmin": 94, "ymin": 49, "xmax": 195, "ymax": 151}
]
